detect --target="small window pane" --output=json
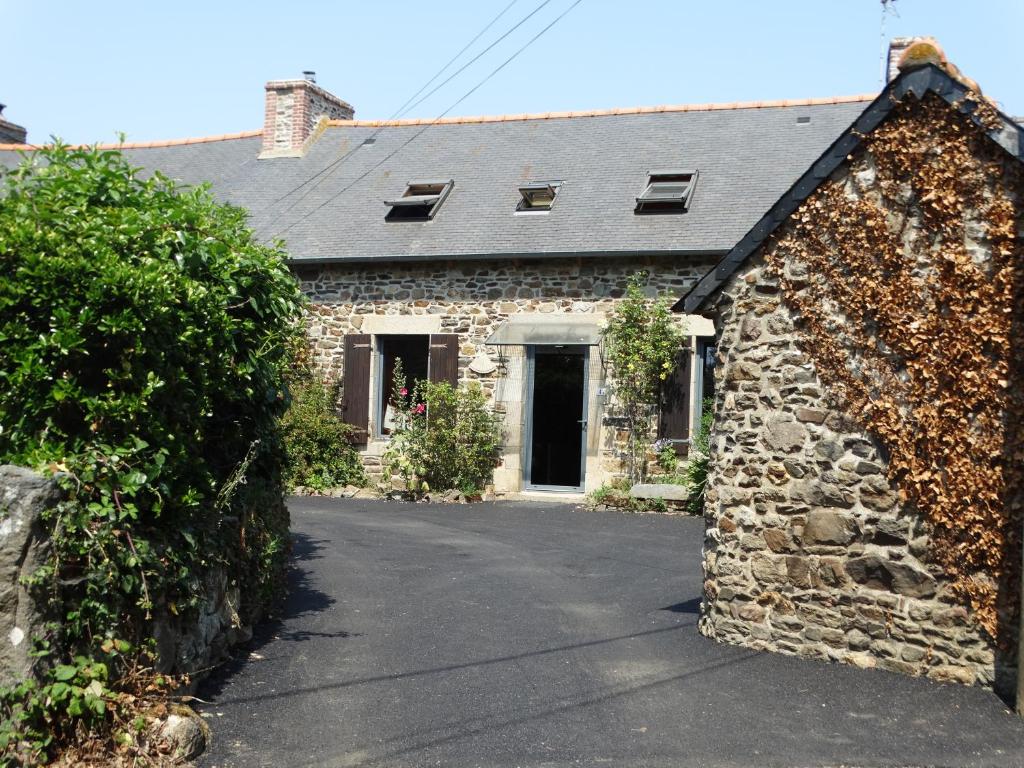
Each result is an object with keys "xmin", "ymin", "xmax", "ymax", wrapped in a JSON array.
[{"xmin": 517, "ymin": 181, "xmax": 561, "ymax": 212}]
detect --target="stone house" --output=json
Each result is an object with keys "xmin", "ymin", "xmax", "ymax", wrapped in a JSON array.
[
  {"xmin": 0, "ymin": 73, "xmax": 872, "ymax": 495},
  {"xmin": 673, "ymin": 48, "xmax": 1024, "ymax": 696},
  {"xmin": 2, "ymin": 38, "xmax": 1021, "ymax": 696}
]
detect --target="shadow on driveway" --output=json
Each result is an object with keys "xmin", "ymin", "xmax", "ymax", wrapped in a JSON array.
[{"xmin": 195, "ymin": 498, "xmax": 1024, "ymax": 768}]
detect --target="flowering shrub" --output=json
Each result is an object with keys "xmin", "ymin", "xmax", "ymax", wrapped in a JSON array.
[
  {"xmin": 651, "ymin": 438, "xmax": 678, "ymax": 474},
  {"xmin": 382, "ymin": 361, "xmax": 502, "ymax": 495}
]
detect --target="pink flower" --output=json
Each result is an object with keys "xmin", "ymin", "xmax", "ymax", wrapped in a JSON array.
[
  {"xmin": 415, "ymin": 403, "xmax": 426, "ymax": 414},
  {"xmin": 400, "ymin": 387, "xmax": 408, "ymax": 396}
]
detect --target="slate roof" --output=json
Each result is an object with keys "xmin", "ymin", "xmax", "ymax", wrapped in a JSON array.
[
  {"xmin": 0, "ymin": 97, "xmax": 873, "ymax": 264},
  {"xmin": 673, "ymin": 65, "xmax": 1024, "ymax": 313}
]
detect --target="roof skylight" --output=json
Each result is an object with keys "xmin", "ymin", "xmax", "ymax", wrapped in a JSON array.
[
  {"xmin": 384, "ymin": 179, "xmax": 453, "ymax": 221},
  {"xmin": 635, "ymin": 170, "xmax": 698, "ymax": 214},
  {"xmin": 516, "ymin": 181, "xmax": 562, "ymax": 212}
]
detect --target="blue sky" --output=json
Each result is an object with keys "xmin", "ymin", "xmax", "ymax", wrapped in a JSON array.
[{"xmin": 4, "ymin": 0, "xmax": 1020, "ymax": 144}]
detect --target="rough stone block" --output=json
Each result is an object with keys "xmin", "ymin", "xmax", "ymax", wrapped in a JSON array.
[
  {"xmin": 0, "ymin": 466, "xmax": 61, "ymax": 688},
  {"xmin": 629, "ymin": 483, "xmax": 689, "ymax": 502},
  {"xmin": 762, "ymin": 528, "xmax": 793, "ymax": 553},
  {"xmin": 764, "ymin": 419, "xmax": 807, "ymax": 453},
  {"xmin": 795, "ymin": 407, "xmax": 827, "ymax": 424},
  {"xmin": 751, "ymin": 554, "xmax": 788, "ymax": 585},
  {"xmin": 845, "ymin": 554, "xmax": 937, "ymax": 598},
  {"xmin": 740, "ymin": 315, "xmax": 762, "ymax": 341},
  {"xmin": 846, "ymin": 628, "xmax": 871, "ymax": 651},
  {"xmin": 802, "ymin": 510, "xmax": 857, "ymax": 546},
  {"xmin": 786, "ymin": 556, "xmax": 813, "ymax": 588},
  {"xmin": 728, "ymin": 360, "xmax": 763, "ymax": 383}
]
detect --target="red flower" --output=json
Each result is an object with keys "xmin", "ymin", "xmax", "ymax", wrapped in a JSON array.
[
  {"xmin": 415, "ymin": 403, "xmax": 426, "ymax": 414},
  {"xmin": 400, "ymin": 387, "xmax": 408, "ymax": 396}
]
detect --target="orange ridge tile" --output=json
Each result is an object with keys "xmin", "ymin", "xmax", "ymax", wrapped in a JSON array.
[
  {"xmin": 0, "ymin": 129, "xmax": 263, "ymax": 152},
  {"xmin": 324, "ymin": 94, "xmax": 877, "ymax": 128}
]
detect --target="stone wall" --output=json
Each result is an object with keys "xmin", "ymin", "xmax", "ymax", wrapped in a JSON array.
[
  {"xmin": 0, "ymin": 466, "xmax": 59, "ymax": 687},
  {"xmin": 297, "ymin": 255, "xmax": 715, "ymax": 492},
  {"xmin": 699, "ymin": 179, "xmax": 1017, "ymax": 694},
  {"xmin": 0, "ymin": 465, "xmax": 270, "ymax": 686}
]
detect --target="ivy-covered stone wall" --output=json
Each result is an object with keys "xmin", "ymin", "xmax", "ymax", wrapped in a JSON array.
[{"xmin": 700, "ymin": 93, "xmax": 1022, "ymax": 697}]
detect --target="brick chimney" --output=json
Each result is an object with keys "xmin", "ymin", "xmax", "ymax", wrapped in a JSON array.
[
  {"xmin": 0, "ymin": 104, "xmax": 27, "ymax": 144},
  {"xmin": 261, "ymin": 72, "xmax": 354, "ymax": 157},
  {"xmin": 886, "ymin": 37, "xmax": 916, "ymax": 82}
]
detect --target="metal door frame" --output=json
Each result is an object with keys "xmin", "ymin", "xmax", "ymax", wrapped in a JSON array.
[{"xmin": 523, "ymin": 345, "xmax": 589, "ymax": 492}]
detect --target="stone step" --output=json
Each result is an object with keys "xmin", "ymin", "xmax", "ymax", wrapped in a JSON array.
[{"xmin": 629, "ymin": 482, "xmax": 690, "ymax": 502}]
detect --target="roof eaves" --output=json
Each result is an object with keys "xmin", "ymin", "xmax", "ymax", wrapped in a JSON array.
[
  {"xmin": 672, "ymin": 65, "xmax": 1024, "ymax": 314},
  {"xmin": 286, "ymin": 247, "xmax": 731, "ymax": 267}
]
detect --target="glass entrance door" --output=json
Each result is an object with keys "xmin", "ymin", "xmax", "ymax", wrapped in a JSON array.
[{"xmin": 525, "ymin": 346, "xmax": 588, "ymax": 491}]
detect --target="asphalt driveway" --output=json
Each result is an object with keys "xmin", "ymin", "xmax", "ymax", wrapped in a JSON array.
[{"xmin": 196, "ymin": 498, "xmax": 1024, "ymax": 768}]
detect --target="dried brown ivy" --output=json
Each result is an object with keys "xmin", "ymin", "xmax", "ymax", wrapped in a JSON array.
[{"xmin": 764, "ymin": 93, "xmax": 1023, "ymax": 642}]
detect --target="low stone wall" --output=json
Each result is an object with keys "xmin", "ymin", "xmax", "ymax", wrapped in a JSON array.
[
  {"xmin": 0, "ymin": 464, "xmax": 266, "ymax": 687},
  {"xmin": 152, "ymin": 568, "xmax": 255, "ymax": 678},
  {"xmin": 700, "ymin": 254, "xmax": 1016, "ymax": 696}
]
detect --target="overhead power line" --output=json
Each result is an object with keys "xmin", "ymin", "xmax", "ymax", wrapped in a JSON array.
[
  {"xmin": 271, "ymin": 0, "xmax": 585, "ymax": 241},
  {"xmin": 388, "ymin": 0, "xmax": 521, "ymax": 122},
  {"xmin": 262, "ymin": 0, "xmax": 539, "ymax": 220},
  {"xmin": 392, "ymin": 0, "xmax": 554, "ymax": 121}
]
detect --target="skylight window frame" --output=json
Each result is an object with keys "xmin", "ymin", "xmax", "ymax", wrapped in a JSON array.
[
  {"xmin": 515, "ymin": 180, "xmax": 563, "ymax": 214},
  {"xmin": 634, "ymin": 169, "xmax": 699, "ymax": 214},
  {"xmin": 384, "ymin": 179, "xmax": 454, "ymax": 221}
]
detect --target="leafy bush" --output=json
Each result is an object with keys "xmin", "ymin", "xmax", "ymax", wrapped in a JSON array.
[
  {"xmin": 0, "ymin": 144, "xmax": 303, "ymax": 760},
  {"xmin": 383, "ymin": 362, "xmax": 502, "ymax": 495},
  {"xmin": 0, "ymin": 640, "xmax": 180, "ymax": 764},
  {"xmin": 281, "ymin": 378, "xmax": 366, "ymax": 491},
  {"xmin": 684, "ymin": 398, "xmax": 715, "ymax": 515},
  {"xmin": 651, "ymin": 438, "xmax": 679, "ymax": 474}
]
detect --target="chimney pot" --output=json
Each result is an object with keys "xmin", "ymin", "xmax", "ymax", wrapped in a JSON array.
[{"xmin": 303, "ymin": 71, "xmax": 316, "ymax": 83}]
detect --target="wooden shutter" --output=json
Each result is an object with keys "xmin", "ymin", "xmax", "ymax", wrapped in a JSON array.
[
  {"xmin": 658, "ymin": 341, "xmax": 692, "ymax": 453},
  {"xmin": 428, "ymin": 334, "xmax": 460, "ymax": 386},
  {"xmin": 340, "ymin": 334, "xmax": 371, "ymax": 443}
]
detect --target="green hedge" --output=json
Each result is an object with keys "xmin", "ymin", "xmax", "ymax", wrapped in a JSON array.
[{"xmin": 0, "ymin": 143, "xmax": 304, "ymax": 658}]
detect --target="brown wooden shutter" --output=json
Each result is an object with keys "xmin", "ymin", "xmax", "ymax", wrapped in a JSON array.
[
  {"xmin": 341, "ymin": 334, "xmax": 371, "ymax": 443},
  {"xmin": 428, "ymin": 334, "xmax": 459, "ymax": 386},
  {"xmin": 658, "ymin": 341, "xmax": 692, "ymax": 453}
]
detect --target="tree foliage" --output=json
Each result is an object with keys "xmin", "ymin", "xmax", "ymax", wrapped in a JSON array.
[{"xmin": 601, "ymin": 272, "xmax": 685, "ymax": 483}]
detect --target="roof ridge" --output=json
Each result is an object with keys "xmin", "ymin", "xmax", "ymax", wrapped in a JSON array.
[
  {"xmin": 326, "ymin": 94, "xmax": 877, "ymax": 128},
  {"xmin": 0, "ymin": 129, "xmax": 263, "ymax": 152},
  {"xmin": 0, "ymin": 95, "xmax": 876, "ymax": 151}
]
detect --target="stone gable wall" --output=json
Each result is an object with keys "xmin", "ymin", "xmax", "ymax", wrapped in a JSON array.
[{"xmin": 699, "ymin": 161, "xmax": 1016, "ymax": 695}]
